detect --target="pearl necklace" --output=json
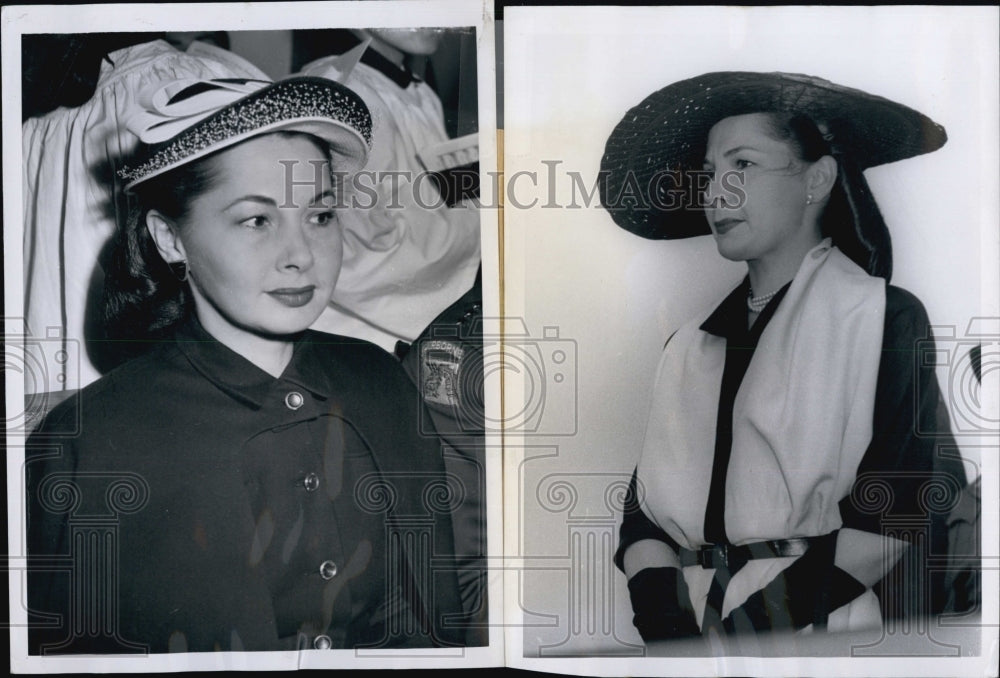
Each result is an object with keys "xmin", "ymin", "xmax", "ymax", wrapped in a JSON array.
[{"xmin": 747, "ymin": 287, "xmax": 779, "ymax": 313}]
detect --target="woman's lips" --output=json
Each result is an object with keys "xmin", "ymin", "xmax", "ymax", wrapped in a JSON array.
[
  {"xmin": 713, "ymin": 217, "xmax": 743, "ymax": 235},
  {"xmin": 267, "ymin": 286, "xmax": 316, "ymax": 308}
]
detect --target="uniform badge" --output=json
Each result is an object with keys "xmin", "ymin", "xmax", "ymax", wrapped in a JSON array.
[{"xmin": 420, "ymin": 339, "xmax": 465, "ymax": 408}]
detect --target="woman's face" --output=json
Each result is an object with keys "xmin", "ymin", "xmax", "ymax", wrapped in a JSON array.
[
  {"xmin": 168, "ymin": 134, "xmax": 342, "ymax": 342},
  {"xmin": 703, "ymin": 113, "xmax": 816, "ymax": 265}
]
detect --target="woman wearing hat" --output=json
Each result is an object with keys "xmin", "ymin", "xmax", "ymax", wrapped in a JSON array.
[
  {"xmin": 25, "ymin": 77, "xmax": 465, "ymax": 653},
  {"xmin": 604, "ymin": 72, "xmax": 966, "ymax": 641}
]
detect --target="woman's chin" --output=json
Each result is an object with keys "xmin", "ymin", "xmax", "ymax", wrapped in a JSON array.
[
  {"xmin": 714, "ymin": 237, "xmax": 751, "ymax": 263},
  {"xmin": 255, "ymin": 307, "xmax": 327, "ymax": 337}
]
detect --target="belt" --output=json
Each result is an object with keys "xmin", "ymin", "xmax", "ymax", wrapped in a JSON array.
[{"xmin": 678, "ymin": 537, "xmax": 816, "ymax": 570}]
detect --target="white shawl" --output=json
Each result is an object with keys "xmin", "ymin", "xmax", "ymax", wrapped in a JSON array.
[{"xmin": 636, "ymin": 241, "xmax": 886, "ymax": 625}]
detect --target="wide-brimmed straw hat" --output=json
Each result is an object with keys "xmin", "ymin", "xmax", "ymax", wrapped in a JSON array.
[
  {"xmin": 118, "ymin": 76, "xmax": 372, "ymax": 192},
  {"xmin": 599, "ymin": 71, "xmax": 948, "ymax": 239}
]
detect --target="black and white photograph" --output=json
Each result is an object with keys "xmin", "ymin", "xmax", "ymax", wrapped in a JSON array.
[
  {"xmin": 4, "ymin": 0, "xmax": 501, "ymax": 671},
  {"xmin": 6, "ymin": 2, "xmax": 998, "ymax": 677},
  {"xmin": 503, "ymin": 6, "xmax": 997, "ymax": 675}
]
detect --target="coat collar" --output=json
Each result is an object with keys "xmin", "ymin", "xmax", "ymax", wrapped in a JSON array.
[{"xmin": 174, "ymin": 316, "xmax": 333, "ymax": 409}]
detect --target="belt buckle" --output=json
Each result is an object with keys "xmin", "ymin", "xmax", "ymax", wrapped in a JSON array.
[{"xmin": 698, "ymin": 544, "xmax": 728, "ymax": 569}]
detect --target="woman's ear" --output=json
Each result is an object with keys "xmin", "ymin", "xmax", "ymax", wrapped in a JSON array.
[
  {"xmin": 146, "ymin": 210, "xmax": 187, "ymax": 264},
  {"xmin": 808, "ymin": 155, "xmax": 838, "ymax": 202}
]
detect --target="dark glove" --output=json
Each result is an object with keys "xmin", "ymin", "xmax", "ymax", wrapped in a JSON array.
[
  {"xmin": 722, "ymin": 538, "xmax": 866, "ymax": 634},
  {"xmin": 627, "ymin": 567, "xmax": 701, "ymax": 641}
]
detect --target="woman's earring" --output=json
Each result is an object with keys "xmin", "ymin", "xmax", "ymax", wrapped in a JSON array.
[
  {"xmin": 169, "ymin": 261, "xmax": 189, "ymax": 282},
  {"xmin": 806, "ymin": 194, "xmax": 814, "ymax": 205}
]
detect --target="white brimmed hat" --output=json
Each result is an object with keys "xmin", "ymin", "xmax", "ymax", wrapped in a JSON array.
[{"xmin": 118, "ymin": 76, "xmax": 372, "ymax": 192}]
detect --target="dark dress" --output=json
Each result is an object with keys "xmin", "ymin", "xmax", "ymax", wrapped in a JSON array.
[{"xmin": 25, "ymin": 317, "xmax": 465, "ymax": 654}]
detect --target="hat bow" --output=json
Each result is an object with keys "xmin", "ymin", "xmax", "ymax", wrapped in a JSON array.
[{"xmin": 127, "ymin": 78, "xmax": 271, "ymax": 144}]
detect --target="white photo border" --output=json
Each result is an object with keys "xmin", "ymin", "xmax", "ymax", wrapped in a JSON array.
[
  {"xmin": 502, "ymin": 5, "xmax": 999, "ymax": 676},
  {"xmin": 3, "ymin": 0, "xmax": 502, "ymax": 672}
]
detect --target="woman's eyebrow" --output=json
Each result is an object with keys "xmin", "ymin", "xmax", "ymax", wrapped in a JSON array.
[
  {"xmin": 309, "ymin": 189, "xmax": 337, "ymax": 206},
  {"xmin": 723, "ymin": 145, "xmax": 761, "ymax": 158},
  {"xmin": 221, "ymin": 189, "xmax": 336, "ymax": 211},
  {"xmin": 704, "ymin": 145, "xmax": 762, "ymax": 165},
  {"xmin": 222, "ymin": 195, "xmax": 277, "ymax": 211}
]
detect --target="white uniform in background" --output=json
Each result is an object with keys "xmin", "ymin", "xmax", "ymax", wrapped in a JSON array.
[{"xmin": 301, "ymin": 51, "xmax": 481, "ymax": 353}]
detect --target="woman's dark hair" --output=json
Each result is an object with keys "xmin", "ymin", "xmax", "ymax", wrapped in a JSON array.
[
  {"xmin": 761, "ymin": 112, "xmax": 893, "ymax": 281},
  {"xmin": 102, "ymin": 155, "xmax": 219, "ymax": 358}
]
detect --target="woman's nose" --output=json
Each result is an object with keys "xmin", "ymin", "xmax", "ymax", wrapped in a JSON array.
[
  {"xmin": 703, "ymin": 171, "xmax": 724, "ymax": 208},
  {"xmin": 704, "ymin": 170, "xmax": 743, "ymax": 210},
  {"xmin": 279, "ymin": 223, "xmax": 315, "ymax": 271}
]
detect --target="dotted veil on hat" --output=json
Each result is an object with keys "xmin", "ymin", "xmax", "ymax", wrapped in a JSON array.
[
  {"xmin": 118, "ymin": 76, "xmax": 373, "ymax": 192},
  {"xmin": 599, "ymin": 71, "xmax": 948, "ymax": 240}
]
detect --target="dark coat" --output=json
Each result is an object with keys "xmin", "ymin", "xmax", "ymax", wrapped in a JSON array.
[{"xmin": 26, "ymin": 319, "xmax": 465, "ymax": 654}]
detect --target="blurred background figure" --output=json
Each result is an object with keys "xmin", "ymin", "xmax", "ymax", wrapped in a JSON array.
[{"xmin": 299, "ymin": 28, "xmax": 481, "ymax": 354}]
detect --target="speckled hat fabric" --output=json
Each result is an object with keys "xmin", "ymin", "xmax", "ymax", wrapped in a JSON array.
[
  {"xmin": 119, "ymin": 76, "xmax": 373, "ymax": 192},
  {"xmin": 600, "ymin": 71, "xmax": 948, "ymax": 239}
]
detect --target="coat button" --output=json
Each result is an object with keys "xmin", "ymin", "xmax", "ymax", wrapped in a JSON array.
[
  {"xmin": 285, "ymin": 391, "xmax": 304, "ymax": 410},
  {"xmin": 319, "ymin": 560, "xmax": 338, "ymax": 580},
  {"xmin": 303, "ymin": 473, "xmax": 320, "ymax": 492},
  {"xmin": 313, "ymin": 634, "xmax": 332, "ymax": 649}
]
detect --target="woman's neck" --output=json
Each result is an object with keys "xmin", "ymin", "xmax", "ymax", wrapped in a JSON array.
[
  {"xmin": 196, "ymin": 311, "xmax": 295, "ymax": 378},
  {"xmin": 746, "ymin": 235, "xmax": 824, "ymax": 298}
]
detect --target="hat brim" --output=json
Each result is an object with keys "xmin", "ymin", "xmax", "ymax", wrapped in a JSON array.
[
  {"xmin": 121, "ymin": 77, "xmax": 372, "ymax": 192},
  {"xmin": 599, "ymin": 71, "xmax": 947, "ymax": 239}
]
